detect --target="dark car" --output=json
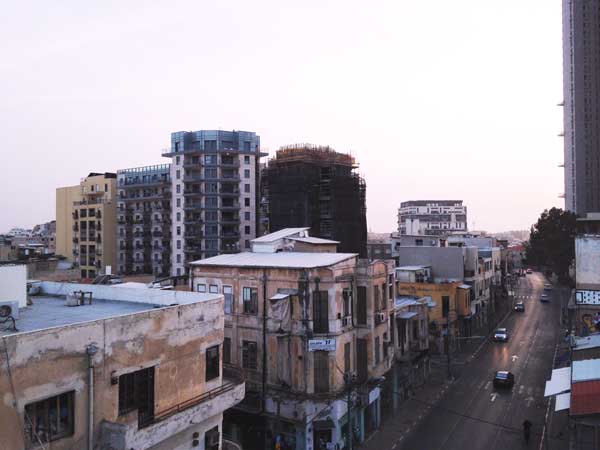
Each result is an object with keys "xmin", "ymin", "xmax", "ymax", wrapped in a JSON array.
[
  {"xmin": 526, "ymin": 269, "xmax": 533, "ymax": 274},
  {"xmin": 493, "ymin": 371, "xmax": 515, "ymax": 389},
  {"xmin": 540, "ymin": 293, "xmax": 550, "ymax": 302},
  {"xmin": 544, "ymin": 283, "xmax": 553, "ymax": 291},
  {"xmin": 514, "ymin": 302, "xmax": 525, "ymax": 312},
  {"xmin": 493, "ymin": 328, "xmax": 509, "ymax": 342}
]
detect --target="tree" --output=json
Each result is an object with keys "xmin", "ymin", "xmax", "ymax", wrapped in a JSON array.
[{"xmin": 525, "ymin": 207, "xmax": 577, "ymax": 282}]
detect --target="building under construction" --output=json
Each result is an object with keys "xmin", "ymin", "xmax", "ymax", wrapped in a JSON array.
[{"xmin": 262, "ymin": 144, "xmax": 367, "ymax": 257}]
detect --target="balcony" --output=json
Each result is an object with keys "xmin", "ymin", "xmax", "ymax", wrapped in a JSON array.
[
  {"xmin": 152, "ymin": 231, "xmax": 163, "ymax": 237},
  {"xmin": 72, "ymin": 237, "xmax": 79, "ymax": 243},
  {"xmin": 183, "ymin": 189, "xmax": 203, "ymax": 197},
  {"xmin": 72, "ymin": 224, "xmax": 79, "ymax": 232},
  {"xmin": 183, "ymin": 174, "xmax": 204, "ymax": 182}
]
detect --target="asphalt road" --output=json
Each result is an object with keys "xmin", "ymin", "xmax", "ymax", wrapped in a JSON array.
[{"xmin": 399, "ymin": 272, "xmax": 567, "ymax": 450}]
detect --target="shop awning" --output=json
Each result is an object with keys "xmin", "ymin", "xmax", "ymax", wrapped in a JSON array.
[
  {"xmin": 398, "ymin": 312, "xmax": 418, "ymax": 319},
  {"xmin": 270, "ymin": 293, "xmax": 289, "ymax": 301},
  {"xmin": 555, "ymin": 392, "xmax": 571, "ymax": 412}
]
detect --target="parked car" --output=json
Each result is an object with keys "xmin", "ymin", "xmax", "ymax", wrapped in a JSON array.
[
  {"xmin": 514, "ymin": 302, "xmax": 525, "ymax": 312},
  {"xmin": 540, "ymin": 293, "xmax": 550, "ymax": 302},
  {"xmin": 493, "ymin": 371, "xmax": 515, "ymax": 389},
  {"xmin": 526, "ymin": 269, "xmax": 533, "ymax": 274},
  {"xmin": 493, "ymin": 328, "xmax": 509, "ymax": 342},
  {"xmin": 544, "ymin": 283, "xmax": 553, "ymax": 290}
]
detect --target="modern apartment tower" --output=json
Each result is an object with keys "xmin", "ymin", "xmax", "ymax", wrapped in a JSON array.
[
  {"xmin": 262, "ymin": 144, "xmax": 368, "ymax": 257},
  {"xmin": 116, "ymin": 164, "xmax": 171, "ymax": 276},
  {"xmin": 398, "ymin": 200, "xmax": 467, "ymax": 236},
  {"xmin": 562, "ymin": 0, "xmax": 600, "ymax": 215},
  {"xmin": 163, "ymin": 130, "xmax": 263, "ymax": 276},
  {"xmin": 56, "ymin": 173, "xmax": 117, "ymax": 279}
]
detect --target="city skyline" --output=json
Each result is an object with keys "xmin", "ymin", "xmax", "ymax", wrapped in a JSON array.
[{"xmin": 1, "ymin": 0, "xmax": 564, "ymax": 234}]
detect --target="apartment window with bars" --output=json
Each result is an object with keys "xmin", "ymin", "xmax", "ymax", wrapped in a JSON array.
[
  {"xmin": 206, "ymin": 345, "xmax": 220, "ymax": 381},
  {"xmin": 25, "ymin": 391, "xmax": 74, "ymax": 447},
  {"xmin": 314, "ymin": 351, "xmax": 329, "ymax": 393},
  {"xmin": 312, "ymin": 290, "xmax": 329, "ymax": 333},
  {"xmin": 118, "ymin": 367, "xmax": 154, "ymax": 425},
  {"xmin": 242, "ymin": 340, "xmax": 257, "ymax": 369},
  {"xmin": 243, "ymin": 287, "xmax": 258, "ymax": 314}
]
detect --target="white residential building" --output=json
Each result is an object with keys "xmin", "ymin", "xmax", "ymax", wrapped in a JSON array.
[{"xmin": 397, "ymin": 200, "xmax": 467, "ymax": 236}]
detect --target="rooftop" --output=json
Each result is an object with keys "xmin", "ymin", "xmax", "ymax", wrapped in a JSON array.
[
  {"xmin": 290, "ymin": 236, "xmax": 339, "ymax": 244},
  {"xmin": 191, "ymin": 252, "xmax": 358, "ymax": 269},
  {"xmin": 396, "ymin": 265, "xmax": 430, "ymax": 271},
  {"xmin": 1, "ymin": 295, "xmax": 153, "ymax": 336},
  {"xmin": 252, "ymin": 228, "xmax": 310, "ymax": 243}
]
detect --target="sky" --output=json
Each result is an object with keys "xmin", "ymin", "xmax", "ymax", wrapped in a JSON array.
[{"xmin": 0, "ymin": 0, "xmax": 564, "ymax": 234}]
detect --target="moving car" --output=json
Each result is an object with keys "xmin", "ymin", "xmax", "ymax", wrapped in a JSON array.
[
  {"xmin": 514, "ymin": 302, "xmax": 525, "ymax": 312},
  {"xmin": 493, "ymin": 371, "xmax": 515, "ymax": 389},
  {"xmin": 540, "ymin": 293, "xmax": 550, "ymax": 302},
  {"xmin": 493, "ymin": 328, "xmax": 509, "ymax": 342},
  {"xmin": 544, "ymin": 283, "xmax": 553, "ymax": 291},
  {"xmin": 526, "ymin": 268, "xmax": 533, "ymax": 274}
]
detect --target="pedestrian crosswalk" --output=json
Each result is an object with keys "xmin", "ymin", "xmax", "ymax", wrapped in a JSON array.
[{"xmin": 516, "ymin": 295, "xmax": 535, "ymax": 299}]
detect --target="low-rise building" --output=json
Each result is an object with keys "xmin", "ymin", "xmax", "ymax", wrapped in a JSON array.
[
  {"xmin": 0, "ymin": 281, "xmax": 244, "ymax": 450},
  {"xmin": 191, "ymin": 229, "xmax": 393, "ymax": 450},
  {"xmin": 367, "ymin": 233, "xmax": 393, "ymax": 260}
]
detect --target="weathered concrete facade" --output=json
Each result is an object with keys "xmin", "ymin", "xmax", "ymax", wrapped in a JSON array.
[
  {"xmin": 191, "ymin": 250, "xmax": 394, "ymax": 450},
  {"xmin": 0, "ymin": 283, "xmax": 244, "ymax": 450}
]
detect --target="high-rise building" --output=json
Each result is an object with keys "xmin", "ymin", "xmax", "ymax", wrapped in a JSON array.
[
  {"xmin": 56, "ymin": 172, "xmax": 117, "ymax": 279},
  {"xmin": 162, "ymin": 130, "xmax": 263, "ymax": 276},
  {"xmin": 262, "ymin": 144, "xmax": 368, "ymax": 257},
  {"xmin": 116, "ymin": 164, "xmax": 172, "ymax": 277},
  {"xmin": 397, "ymin": 200, "xmax": 467, "ymax": 236},
  {"xmin": 563, "ymin": 0, "xmax": 600, "ymax": 215}
]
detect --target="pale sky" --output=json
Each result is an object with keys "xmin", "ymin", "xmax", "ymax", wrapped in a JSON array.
[{"xmin": 0, "ymin": 0, "xmax": 564, "ymax": 234}]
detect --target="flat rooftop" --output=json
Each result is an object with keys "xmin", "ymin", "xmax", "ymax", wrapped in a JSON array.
[
  {"xmin": 396, "ymin": 265, "xmax": 430, "ymax": 271},
  {"xmin": 1, "ymin": 295, "xmax": 156, "ymax": 337},
  {"xmin": 191, "ymin": 252, "xmax": 357, "ymax": 269}
]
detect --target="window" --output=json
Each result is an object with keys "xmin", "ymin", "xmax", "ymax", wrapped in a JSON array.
[
  {"xmin": 314, "ymin": 351, "xmax": 329, "ymax": 393},
  {"xmin": 176, "ymin": 254, "xmax": 181, "ymax": 263},
  {"xmin": 312, "ymin": 290, "xmax": 329, "ymax": 333},
  {"xmin": 176, "ymin": 169, "xmax": 180, "ymax": 179},
  {"xmin": 245, "ymin": 225, "xmax": 251, "ymax": 235},
  {"xmin": 209, "ymin": 284, "xmax": 219, "ymax": 294},
  {"xmin": 223, "ymin": 285, "xmax": 233, "ymax": 314},
  {"xmin": 205, "ymin": 197, "xmax": 218, "ymax": 208},
  {"xmin": 25, "ymin": 391, "xmax": 74, "ymax": 446},
  {"xmin": 176, "ymin": 198, "xmax": 181, "ymax": 207},
  {"xmin": 243, "ymin": 287, "xmax": 258, "ymax": 314},
  {"xmin": 204, "ymin": 154, "xmax": 217, "ymax": 164},
  {"xmin": 176, "ymin": 212, "xmax": 181, "ymax": 221},
  {"xmin": 388, "ymin": 274, "xmax": 394, "ymax": 299},
  {"xmin": 342, "ymin": 289, "xmax": 351, "ymax": 317},
  {"xmin": 375, "ymin": 336, "xmax": 381, "ymax": 364},
  {"xmin": 357, "ymin": 286, "xmax": 367, "ymax": 325},
  {"xmin": 118, "ymin": 367, "xmax": 155, "ymax": 422},
  {"xmin": 206, "ymin": 345, "xmax": 220, "ymax": 381},
  {"xmin": 244, "ymin": 169, "xmax": 250, "ymax": 178},
  {"xmin": 242, "ymin": 198, "xmax": 249, "ymax": 207},
  {"xmin": 244, "ymin": 155, "xmax": 250, "ymax": 164},
  {"xmin": 205, "ymin": 426, "xmax": 220, "ymax": 450},
  {"xmin": 176, "ymin": 226, "xmax": 181, "ymax": 236},
  {"xmin": 245, "ymin": 239, "xmax": 250, "ymax": 249},
  {"xmin": 223, "ymin": 337, "xmax": 231, "ymax": 364},
  {"xmin": 442, "ymin": 296, "xmax": 450, "ymax": 318},
  {"xmin": 244, "ymin": 183, "xmax": 250, "ymax": 193},
  {"xmin": 242, "ymin": 340, "xmax": 257, "ymax": 369},
  {"xmin": 244, "ymin": 211, "xmax": 250, "ymax": 220},
  {"xmin": 177, "ymin": 240, "xmax": 181, "ymax": 249},
  {"xmin": 244, "ymin": 141, "xmax": 251, "ymax": 152},
  {"xmin": 206, "ymin": 210, "xmax": 218, "ymax": 221},
  {"xmin": 205, "ymin": 168, "xmax": 217, "ymax": 179},
  {"xmin": 382, "ymin": 283, "xmax": 387, "ymax": 305},
  {"xmin": 415, "ymin": 239, "xmax": 423, "ymax": 246},
  {"xmin": 344, "ymin": 342, "xmax": 351, "ymax": 373},
  {"xmin": 206, "ymin": 182, "xmax": 218, "ymax": 193},
  {"xmin": 197, "ymin": 283, "xmax": 207, "ymax": 293},
  {"xmin": 176, "ymin": 184, "xmax": 181, "ymax": 194},
  {"xmin": 176, "ymin": 156, "xmax": 180, "ymax": 165},
  {"xmin": 374, "ymin": 285, "xmax": 380, "ymax": 311}
]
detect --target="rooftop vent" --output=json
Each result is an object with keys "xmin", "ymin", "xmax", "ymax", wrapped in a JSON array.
[{"xmin": 66, "ymin": 291, "xmax": 93, "ymax": 307}]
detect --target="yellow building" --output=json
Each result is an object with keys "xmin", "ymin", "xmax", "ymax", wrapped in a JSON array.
[
  {"xmin": 396, "ymin": 266, "xmax": 471, "ymax": 354},
  {"xmin": 56, "ymin": 173, "xmax": 117, "ymax": 279}
]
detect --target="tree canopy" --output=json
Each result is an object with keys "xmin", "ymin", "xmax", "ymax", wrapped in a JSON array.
[{"xmin": 525, "ymin": 207, "xmax": 577, "ymax": 282}]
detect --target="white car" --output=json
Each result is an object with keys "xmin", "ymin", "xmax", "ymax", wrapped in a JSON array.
[{"xmin": 493, "ymin": 328, "xmax": 509, "ymax": 342}]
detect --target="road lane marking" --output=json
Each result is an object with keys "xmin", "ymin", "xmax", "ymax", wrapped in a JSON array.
[
  {"xmin": 490, "ymin": 393, "xmax": 497, "ymax": 402},
  {"xmin": 484, "ymin": 381, "xmax": 491, "ymax": 390},
  {"xmin": 519, "ymin": 385, "xmax": 525, "ymax": 395}
]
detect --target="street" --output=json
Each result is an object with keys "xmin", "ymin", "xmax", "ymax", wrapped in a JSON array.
[{"xmin": 398, "ymin": 272, "xmax": 567, "ymax": 450}]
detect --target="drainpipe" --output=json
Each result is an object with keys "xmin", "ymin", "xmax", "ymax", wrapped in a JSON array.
[
  {"xmin": 86, "ymin": 343, "xmax": 99, "ymax": 450},
  {"xmin": 261, "ymin": 270, "xmax": 268, "ymax": 411}
]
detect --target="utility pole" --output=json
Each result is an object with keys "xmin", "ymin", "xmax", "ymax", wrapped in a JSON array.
[{"xmin": 345, "ymin": 373, "xmax": 355, "ymax": 450}]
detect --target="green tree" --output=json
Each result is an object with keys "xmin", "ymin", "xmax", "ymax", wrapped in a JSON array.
[{"xmin": 525, "ymin": 207, "xmax": 577, "ymax": 282}]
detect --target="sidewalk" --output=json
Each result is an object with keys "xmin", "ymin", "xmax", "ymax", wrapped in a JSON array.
[{"xmin": 357, "ymin": 357, "xmax": 454, "ymax": 450}]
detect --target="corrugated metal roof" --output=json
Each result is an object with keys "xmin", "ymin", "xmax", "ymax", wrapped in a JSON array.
[
  {"xmin": 571, "ymin": 381, "xmax": 600, "ymax": 416},
  {"xmin": 251, "ymin": 228, "xmax": 310, "ymax": 243},
  {"xmin": 191, "ymin": 252, "xmax": 358, "ymax": 269},
  {"xmin": 573, "ymin": 359, "xmax": 600, "ymax": 382}
]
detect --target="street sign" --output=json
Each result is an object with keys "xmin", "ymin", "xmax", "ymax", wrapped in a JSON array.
[{"xmin": 308, "ymin": 338, "xmax": 336, "ymax": 352}]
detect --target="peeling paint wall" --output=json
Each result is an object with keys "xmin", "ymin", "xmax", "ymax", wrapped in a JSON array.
[{"xmin": 0, "ymin": 296, "xmax": 232, "ymax": 450}]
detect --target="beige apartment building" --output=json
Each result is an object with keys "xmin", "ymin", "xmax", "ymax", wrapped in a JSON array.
[
  {"xmin": 56, "ymin": 173, "xmax": 118, "ymax": 279},
  {"xmin": 191, "ymin": 228, "xmax": 394, "ymax": 450},
  {"xmin": 0, "ymin": 281, "xmax": 244, "ymax": 450}
]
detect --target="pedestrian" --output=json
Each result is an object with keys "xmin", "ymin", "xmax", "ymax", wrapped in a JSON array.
[{"xmin": 523, "ymin": 419, "xmax": 532, "ymax": 444}]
